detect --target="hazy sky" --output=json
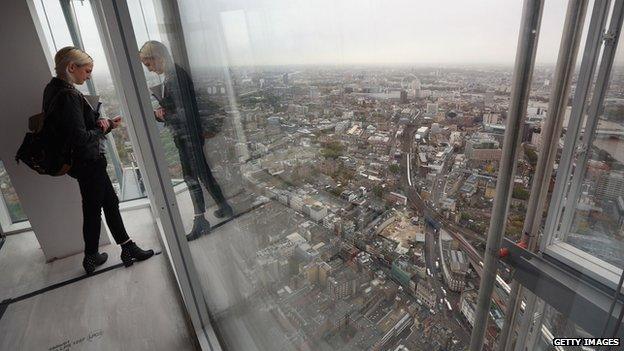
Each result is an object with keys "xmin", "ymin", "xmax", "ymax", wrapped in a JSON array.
[
  {"xmin": 34, "ymin": 0, "xmax": 606, "ymax": 71},
  {"xmin": 218, "ymin": 0, "xmax": 573, "ymax": 66}
]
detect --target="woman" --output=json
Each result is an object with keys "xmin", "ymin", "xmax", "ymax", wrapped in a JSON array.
[
  {"xmin": 139, "ymin": 41, "xmax": 233, "ymax": 241},
  {"xmin": 45, "ymin": 46, "xmax": 154, "ymax": 274}
]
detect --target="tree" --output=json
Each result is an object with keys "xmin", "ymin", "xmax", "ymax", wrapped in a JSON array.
[
  {"xmin": 389, "ymin": 164, "xmax": 401, "ymax": 174},
  {"xmin": 321, "ymin": 141, "xmax": 344, "ymax": 159},
  {"xmin": 372, "ymin": 185, "xmax": 384, "ymax": 198},
  {"xmin": 512, "ymin": 185, "xmax": 530, "ymax": 200},
  {"xmin": 524, "ymin": 147, "xmax": 538, "ymax": 167},
  {"xmin": 460, "ymin": 212, "xmax": 470, "ymax": 222}
]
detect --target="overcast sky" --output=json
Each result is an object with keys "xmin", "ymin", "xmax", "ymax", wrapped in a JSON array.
[
  {"xmin": 35, "ymin": 0, "xmax": 612, "ymax": 71},
  {"xmin": 218, "ymin": 0, "xmax": 573, "ymax": 66}
]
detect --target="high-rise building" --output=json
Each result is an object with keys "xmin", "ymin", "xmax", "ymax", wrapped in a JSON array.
[
  {"xmin": 597, "ymin": 171, "xmax": 624, "ymax": 201},
  {"xmin": 327, "ymin": 269, "xmax": 358, "ymax": 299}
]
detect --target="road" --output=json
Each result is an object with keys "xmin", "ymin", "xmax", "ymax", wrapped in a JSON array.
[{"xmin": 400, "ymin": 123, "xmax": 507, "ymax": 312}]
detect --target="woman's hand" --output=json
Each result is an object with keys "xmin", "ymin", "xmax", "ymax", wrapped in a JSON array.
[
  {"xmin": 154, "ymin": 107, "xmax": 166, "ymax": 121},
  {"xmin": 111, "ymin": 116, "xmax": 122, "ymax": 129},
  {"xmin": 96, "ymin": 118, "xmax": 110, "ymax": 132}
]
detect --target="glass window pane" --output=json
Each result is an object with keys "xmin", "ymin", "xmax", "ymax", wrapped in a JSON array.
[
  {"xmin": 555, "ymin": 20, "xmax": 624, "ymax": 270},
  {"xmin": 0, "ymin": 161, "xmax": 27, "ymax": 224},
  {"xmin": 120, "ymin": 0, "xmax": 580, "ymax": 349}
]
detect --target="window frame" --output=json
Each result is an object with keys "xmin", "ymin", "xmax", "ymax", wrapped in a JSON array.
[{"xmin": 541, "ymin": 0, "xmax": 624, "ymax": 292}]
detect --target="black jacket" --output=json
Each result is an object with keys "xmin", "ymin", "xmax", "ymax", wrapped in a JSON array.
[
  {"xmin": 43, "ymin": 77, "xmax": 107, "ymax": 165},
  {"xmin": 160, "ymin": 64, "xmax": 205, "ymax": 146}
]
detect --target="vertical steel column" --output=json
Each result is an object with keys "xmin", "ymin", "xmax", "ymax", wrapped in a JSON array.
[
  {"xmin": 59, "ymin": 0, "xmax": 125, "ymax": 191},
  {"xmin": 499, "ymin": 1, "xmax": 598, "ymax": 350},
  {"xmin": 469, "ymin": 1, "xmax": 544, "ymax": 349}
]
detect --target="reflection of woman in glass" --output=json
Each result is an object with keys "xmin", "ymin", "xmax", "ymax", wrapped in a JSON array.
[{"xmin": 139, "ymin": 41, "xmax": 233, "ymax": 241}]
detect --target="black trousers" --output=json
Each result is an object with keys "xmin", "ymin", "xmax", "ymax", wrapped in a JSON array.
[
  {"xmin": 72, "ymin": 156, "xmax": 130, "ymax": 255},
  {"xmin": 175, "ymin": 136, "xmax": 227, "ymax": 215}
]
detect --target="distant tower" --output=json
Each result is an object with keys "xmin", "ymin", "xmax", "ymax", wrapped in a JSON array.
[
  {"xmin": 400, "ymin": 90, "xmax": 408, "ymax": 104},
  {"xmin": 411, "ymin": 78, "xmax": 421, "ymax": 98},
  {"xmin": 282, "ymin": 73, "xmax": 289, "ymax": 85}
]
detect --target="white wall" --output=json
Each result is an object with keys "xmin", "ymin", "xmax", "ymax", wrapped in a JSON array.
[{"xmin": 0, "ymin": 1, "xmax": 109, "ymax": 261}]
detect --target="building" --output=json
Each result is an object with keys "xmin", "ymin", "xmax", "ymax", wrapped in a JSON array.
[
  {"xmin": 400, "ymin": 90, "xmax": 408, "ymax": 104},
  {"xmin": 439, "ymin": 230, "xmax": 468, "ymax": 292},
  {"xmin": 415, "ymin": 127, "xmax": 429, "ymax": 142},
  {"xmin": 308, "ymin": 204, "xmax": 328, "ymax": 222},
  {"xmin": 415, "ymin": 279, "xmax": 437, "ymax": 309},
  {"xmin": 597, "ymin": 171, "xmax": 624, "ymax": 201},
  {"xmin": 426, "ymin": 103, "xmax": 439, "ymax": 116},
  {"xmin": 267, "ymin": 116, "xmax": 281, "ymax": 134},
  {"xmin": 318, "ymin": 262, "xmax": 331, "ymax": 286},
  {"xmin": 386, "ymin": 192, "xmax": 408, "ymax": 206},
  {"xmin": 465, "ymin": 134, "xmax": 502, "ymax": 161},
  {"xmin": 460, "ymin": 289, "xmax": 478, "ymax": 327},
  {"xmin": 391, "ymin": 260, "xmax": 414, "ymax": 287},
  {"xmin": 328, "ymin": 269, "xmax": 358, "ymax": 299}
]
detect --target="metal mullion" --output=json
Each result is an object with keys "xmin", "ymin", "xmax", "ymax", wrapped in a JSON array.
[{"xmin": 558, "ymin": 0, "xmax": 624, "ymax": 239}]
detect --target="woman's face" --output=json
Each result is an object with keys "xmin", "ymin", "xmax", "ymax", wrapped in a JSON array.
[
  {"xmin": 141, "ymin": 57, "xmax": 165, "ymax": 75},
  {"xmin": 68, "ymin": 62, "xmax": 93, "ymax": 85}
]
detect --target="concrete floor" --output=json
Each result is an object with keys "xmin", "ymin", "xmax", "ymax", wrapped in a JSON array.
[
  {"xmin": 0, "ymin": 169, "xmax": 267, "ymax": 351},
  {"xmin": 0, "ymin": 207, "xmax": 197, "ymax": 351}
]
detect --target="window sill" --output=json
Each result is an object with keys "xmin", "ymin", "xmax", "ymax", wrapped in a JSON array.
[
  {"xmin": 544, "ymin": 241, "xmax": 623, "ymax": 292},
  {"xmin": 2, "ymin": 220, "xmax": 32, "ymax": 235}
]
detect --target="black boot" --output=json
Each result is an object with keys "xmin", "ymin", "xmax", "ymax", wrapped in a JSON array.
[
  {"xmin": 214, "ymin": 203, "xmax": 234, "ymax": 219},
  {"xmin": 83, "ymin": 252, "xmax": 108, "ymax": 275},
  {"xmin": 120, "ymin": 240, "xmax": 154, "ymax": 267},
  {"xmin": 186, "ymin": 215, "xmax": 210, "ymax": 241}
]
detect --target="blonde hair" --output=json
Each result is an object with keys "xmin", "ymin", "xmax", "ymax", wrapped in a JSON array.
[
  {"xmin": 54, "ymin": 46, "xmax": 93, "ymax": 83},
  {"xmin": 139, "ymin": 41, "xmax": 173, "ymax": 66}
]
